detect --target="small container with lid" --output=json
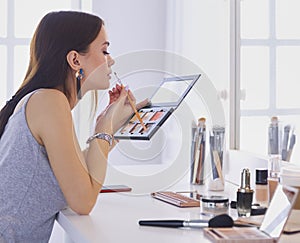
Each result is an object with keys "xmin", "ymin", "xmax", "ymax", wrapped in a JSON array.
[
  {"xmin": 201, "ymin": 195, "xmax": 229, "ymax": 216},
  {"xmin": 255, "ymin": 168, "xmax": 268, "ymax": 207}
]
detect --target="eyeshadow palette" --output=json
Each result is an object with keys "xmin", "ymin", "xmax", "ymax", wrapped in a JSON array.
[
  {"xmin": 114, "ymin": 74, "xmax": 201, "ymax": 140},
  {"xmin": 116, "ymin": 107, "xmax": 174, "ymax": 140}
]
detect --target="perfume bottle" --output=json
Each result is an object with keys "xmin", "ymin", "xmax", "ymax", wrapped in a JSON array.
[{"xmin": 237, "ymin": 168, "xmax": 254, "ymax": 217}]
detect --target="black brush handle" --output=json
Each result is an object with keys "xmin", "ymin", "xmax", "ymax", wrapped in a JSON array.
[{"xmin": 139, "ymin": 220, "xmax": 184, "ymax": 228}]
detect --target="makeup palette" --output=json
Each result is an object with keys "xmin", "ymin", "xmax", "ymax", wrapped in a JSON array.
[{"xmin": 114, "ymin": 74, "xmax": 201, "ymax": 140}]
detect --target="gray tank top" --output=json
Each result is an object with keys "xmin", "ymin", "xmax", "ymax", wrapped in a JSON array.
[{"xmin": 0, "ymin": 92, "xmax": 67, "ymax": 242}]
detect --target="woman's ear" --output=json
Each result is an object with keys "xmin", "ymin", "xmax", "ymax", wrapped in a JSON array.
[{"xmin": 66, "ymin": 50, "xmax": 81, "ymax": 71}]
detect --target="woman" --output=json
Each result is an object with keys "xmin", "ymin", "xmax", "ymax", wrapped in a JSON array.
[{"xmin": 0, "ymin": 11, "xmax": 147, "ymax": 242}]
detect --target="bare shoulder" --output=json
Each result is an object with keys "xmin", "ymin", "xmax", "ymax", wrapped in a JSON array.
[
  {"xmin": 26, "ymin": 89, "xmax": 73, "ymax": 144},
  {"xmin": 31, "ymin": 88, "xmax": 70, "ymax": 108},
  {"xmin": 27, "ymin": 88, "xmax": 72, "ymax": 120}
]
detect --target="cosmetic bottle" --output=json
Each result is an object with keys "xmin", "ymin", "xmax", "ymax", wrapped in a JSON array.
[
  {"xmin": 268, "ymin": 117, "xmax": 280, "ymax": 155},
  {"xmin": 267, "ymin": 116, "xmax": 281, "ymax": 204},
  {"xmin": 255, "ymin": 168, "xmax": 268, "ymax": 207},
  {"xmin": 268, "ymin": 159, "xmax": 280, "ymax": 203},
  {"xmin": 237, "ymin": 168, "xmax": 253, "ymax": 217}
]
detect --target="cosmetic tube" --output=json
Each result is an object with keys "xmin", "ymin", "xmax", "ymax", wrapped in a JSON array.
[{"xmin": 237, "ymin": 168, "xmax": 253, "ymax": 217}]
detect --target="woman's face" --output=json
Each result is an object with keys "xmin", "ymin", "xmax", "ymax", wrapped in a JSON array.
[{"xmin": 80, "ymin": 25, "xmax": 114, "ymax": 93}]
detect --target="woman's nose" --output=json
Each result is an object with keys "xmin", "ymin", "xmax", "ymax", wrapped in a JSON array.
[{"xmin": 108, "ymin": 55, "xmax": 115, "ymax": 67}]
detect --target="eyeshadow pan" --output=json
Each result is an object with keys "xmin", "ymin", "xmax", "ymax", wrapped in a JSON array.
[
  {"xmin": 150, "ymin": 111, "xmax": 164, "ymax": 121},
  {"xmin": 142, "ymin": 111, "xmax": 155, "ymax": 121},
  {"xmin": 141, "ymin": 123, "xmax": 154, "ymax": 134},
  {"xmin": 130, "ymin": 112, "xmax": 145, "ymax": 122},
  {"xmin": 130, "ymin": 124, "xmax": 143, "ymax": 134}
]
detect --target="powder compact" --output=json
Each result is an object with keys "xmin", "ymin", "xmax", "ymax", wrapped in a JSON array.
[
  {"xmin": 114, "ymin": 74, "xmax": 201, "ymax": 140},
  {"xmin": 201, "ymin": 195, "xmax": 229, "ymax": 215}
]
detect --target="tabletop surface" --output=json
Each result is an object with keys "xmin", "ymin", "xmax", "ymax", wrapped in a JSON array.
[
  {"xmin": 57, "ymin": 151, "xmax": 300, "ymax": 243},
  {"xmin": 57, "ymin": 181, "xmax": 299, "ymax": 243}
]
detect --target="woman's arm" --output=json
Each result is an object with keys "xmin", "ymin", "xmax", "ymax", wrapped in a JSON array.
[{"xmin": 26, "ymin": 89, "xmax": 131, "ymax": 214}]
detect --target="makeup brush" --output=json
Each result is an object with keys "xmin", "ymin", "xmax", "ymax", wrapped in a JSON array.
[
  {"xmin": 114, "ymin": 72, "xmax": 147, "ymax": 131},
  {"xmin": 139, "ymin": 214, "xmax": 234, "ymax": 228}
]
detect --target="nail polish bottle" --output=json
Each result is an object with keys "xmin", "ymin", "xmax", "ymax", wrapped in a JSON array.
[{"xmin": 237, "ymin": 168, "xmax": 254, "ymax": 217}]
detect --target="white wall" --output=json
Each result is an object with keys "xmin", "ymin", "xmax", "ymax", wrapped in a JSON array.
[
  {"xmin": 165, "ymin": 0, "xmax": 230, "ymax": 138},
  {"xmin": 85, "ymin": 0, "xmax": 230, "ymax": 189},
  {"xmin": 93, "ymin": 0, "xmax": 167, "ymax": 54},
  {"xmin": 91, "ymin": 0, "xmax": 230, "ymax": 139}
]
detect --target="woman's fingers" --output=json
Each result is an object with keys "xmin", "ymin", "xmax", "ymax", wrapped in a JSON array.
[
  {"xmin": 116, "ymin": 84, "xmax": 122, "ymax": 92},
  {"xmin": 108, "ymin": 84, "xmax": 149, "ymax": 118},
  {"xmin": 108, "ymin": 84, "xmax": 123, "ymax": 104}
]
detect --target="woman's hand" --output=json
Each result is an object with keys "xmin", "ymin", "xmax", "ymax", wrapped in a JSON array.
[
  {"xmin": 95, "ymin": 86, "xmax": 149, "ymax": 135},
  {"xmin": 108, "ymin": 84, "xmax": 149, "ymax": 110},
  {"xmin": 108, "ymin": 84, "xmax": 122, "ymax": 104}
]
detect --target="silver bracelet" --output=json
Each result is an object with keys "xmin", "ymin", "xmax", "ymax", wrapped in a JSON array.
[{"xmin": 86, "ymin": 133, "xmax": 113, "ymax": 146}]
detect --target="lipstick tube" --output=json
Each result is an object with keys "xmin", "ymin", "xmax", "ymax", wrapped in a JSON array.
[{"xmin": 236, "ymin": 168, "xmax": 254, "ymax": 217}]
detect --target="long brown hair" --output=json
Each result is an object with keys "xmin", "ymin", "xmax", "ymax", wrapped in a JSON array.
[{"xmin": 0, "ymin": 11, "xmax": 103, "ymax": 139}]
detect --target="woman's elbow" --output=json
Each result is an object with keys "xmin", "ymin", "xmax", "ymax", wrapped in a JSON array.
[{"xmin": 68, "ymin": 197, "xmax": 96, "ymax": 215}]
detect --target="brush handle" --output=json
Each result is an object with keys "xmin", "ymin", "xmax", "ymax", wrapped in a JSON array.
[
  {"xmin": 119, "ymin": 83, "xmax": 147, "ymax": 131},
  {"xmin": 139, "ymin": 220, "xmax": 184, "ymax": 228},
  {"xmin": 139, "ymin": 215, "xmax": 233, "ymax": 228},
  {"xmin": 114, "ymin": 72, "xmax": 147, "ymax": 130},
  {"xmin": 126, "ymin": 94, "xmax": 147, "ymax": 130}
]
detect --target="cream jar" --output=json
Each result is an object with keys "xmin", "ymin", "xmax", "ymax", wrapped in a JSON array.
[{"xmin": 201, "ymin": 195, "xmax": 229, "ymax": 215}]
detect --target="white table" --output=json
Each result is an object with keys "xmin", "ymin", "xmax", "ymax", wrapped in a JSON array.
[
  {"xmin": 57, "ymin": 151, "xmax": 300, "ymax": 243},
  {"xmin": 58, "ymin": 182, "xmax": 233, "ymax": 243}
]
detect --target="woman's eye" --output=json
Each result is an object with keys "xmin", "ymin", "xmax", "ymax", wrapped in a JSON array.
[{"xmin": 103, "ymin": 51, "xmax": 110, "ymax": 55}]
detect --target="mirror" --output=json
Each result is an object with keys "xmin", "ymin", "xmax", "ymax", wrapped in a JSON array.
[
  {"xmin": 151, "ymin": 79, "xmax": 194, "ymax": 106},
  {"xmin": 260, "ymin": 184, "xmax": 298, "ymax": 238}
]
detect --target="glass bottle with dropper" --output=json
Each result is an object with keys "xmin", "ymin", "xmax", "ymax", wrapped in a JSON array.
[{"xmin": 237, "ymin": 168, "xmax": 254, "ymax": 217}]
